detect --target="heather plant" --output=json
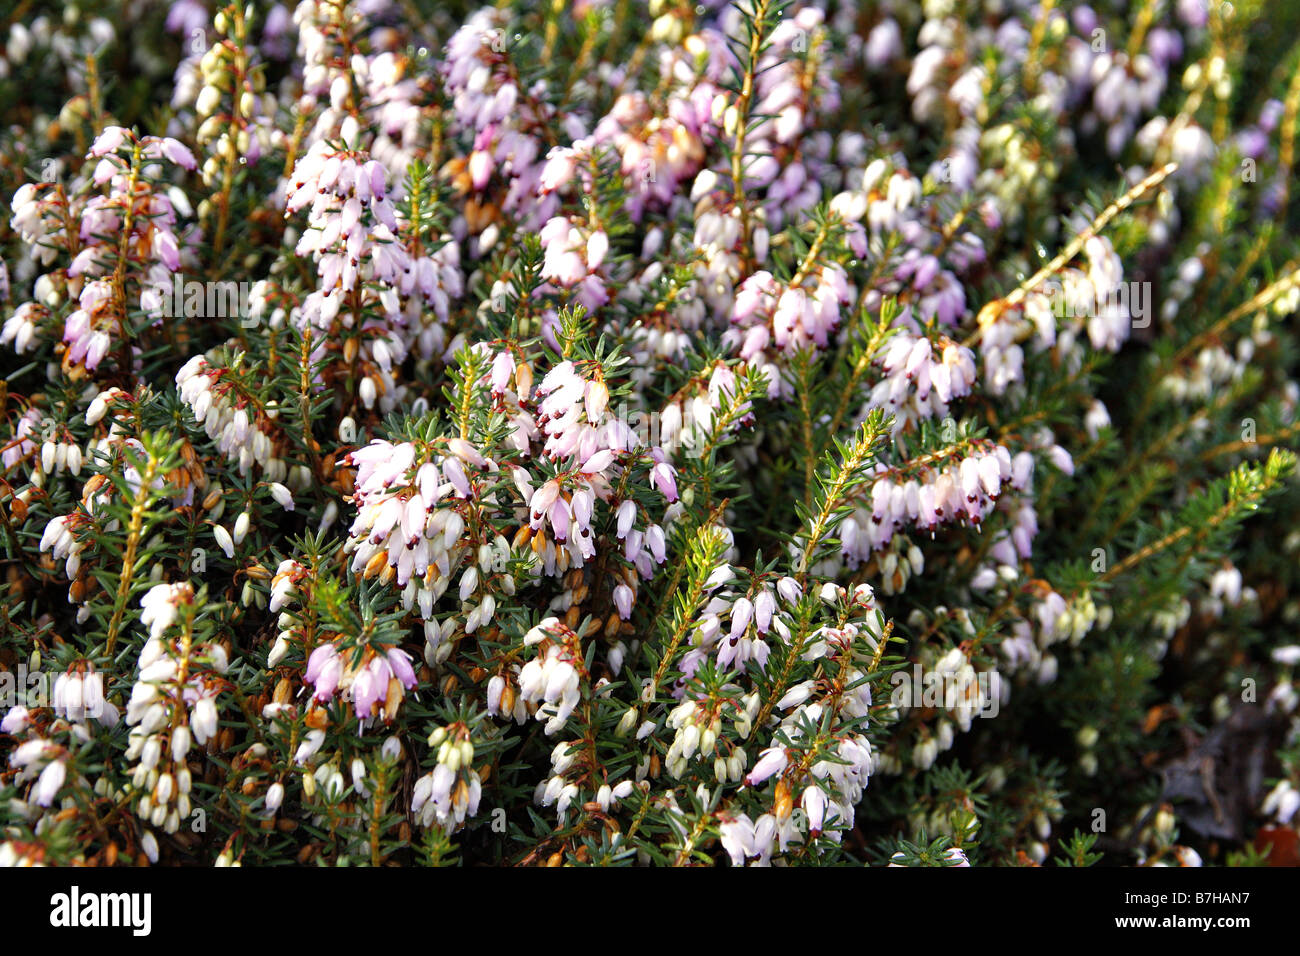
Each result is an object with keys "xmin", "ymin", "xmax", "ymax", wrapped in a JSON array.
[{"xmin": 0, "ymin": 0, "xmax": 1298, "ymax": 868}]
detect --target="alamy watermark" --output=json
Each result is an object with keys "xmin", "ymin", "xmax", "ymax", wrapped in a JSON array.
[
  {"xmin": 146, "ymin": 272, "xmax": 257, "ymax": 328},
  {"xmin": 49, "ymin": 886, "xmax": 151, "ymax": 936},
  {"xmin": 1, "ymin": 664, "xmax": 52, "ymax": 709},
  {"xmin": 890, "ymin": 664, "xmax": 1001, "ymax": 719},
  {"xmin": 1, "ymin": 665, "xmax": 110, "ymax": 719},
  {"xmin": 1041, "ymin": 277, "xmax": 1153, "ymax": 329}
]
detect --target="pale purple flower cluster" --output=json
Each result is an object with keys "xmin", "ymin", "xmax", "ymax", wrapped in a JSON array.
[
  {"xmin": 831, "ymin": 158, "xmax": 976, "ymax": 327},
  {"xmin": 539, "ymin": 212, "xmax": 611, "ymax": 310},
  {"xmin": 443, "ymin": 8, "xmax": 559, "ymax": 234},
  {"xmin": 304, "ymin": 642, "xmax": 418, "ymax": 722},
  {"xmin": 866, "ymin": 325, "xmax": 979, "ymax": 432},
  {"xmin": 8, "ymin": 127, "xmax": 195, "ymax": 373},
  {"xmin": 342, "ymin": 437, "xmax": 487, "ymax": 616},
  {"xmin": 587, "ymin": 33, "xmax": 727, "ymax": 220},
  {"xmin": 283, "ymin": 137, "xmax": 464, "ymax": 407},
  {"xmin": 724, "ymin": 5, "xmax": 839, "ymax": 229},
  {"xmin": 726, "ymin": 264, "xmax": 850, "ymax": 398}
]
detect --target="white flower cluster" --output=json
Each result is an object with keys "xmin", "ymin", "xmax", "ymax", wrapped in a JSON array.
[
  {"xmin": 979, "ymin": 235, "xmax": 1133, "ymax": 396},
  {"xmin": 412, "ymin": 725, "xmax": 484, "ymax": 832},
  {"xmin": 176, "ymin": 355, "xmax": 289, "ymax": 480},
  {"xmin": 517, "ymin": 618, "xmax": 583, "ymax": 736},
  {"xmin": 839, "ymin": 443, "xmax": 1029, "ymax": 563},
  {"xmin": 123, "ymin": 583, "xmax": 226, "ymax": 834}
]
